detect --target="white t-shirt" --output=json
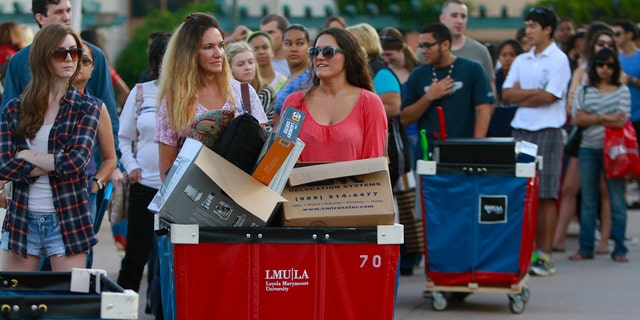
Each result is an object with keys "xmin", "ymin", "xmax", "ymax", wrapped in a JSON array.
[
  {"xmin": 27, "ymin": 124, "xmax": 55, "ymax": 212},
  {"xmin": 503, "ymin": 42, "xmax": 571, "ymax": 131}
]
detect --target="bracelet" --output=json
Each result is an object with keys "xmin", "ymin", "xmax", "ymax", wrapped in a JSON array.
[{"xmin": 93, "ymin": 178, "xmax": 104, "ymax": 191}]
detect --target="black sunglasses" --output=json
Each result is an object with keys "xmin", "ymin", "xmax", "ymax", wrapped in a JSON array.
[
  {"xmin": 50, "ymin": 48, "xmax": 82, "ymax": 62},
  {"xmin": 529, "ymin": 7, "xmax": 548, "ymax": 15},
  {"xmin": 379, "ymin": 35, "xmax": 400, "ymax": 42},
  {"xmin": 308, "ymin": 46, "xmax": 345, "ymax": 59},
  {"xmin": 417, "ymin": 41, "xmax": 440, "ymax": 50},
  {"xmin": 596, "ymin": 40, "xmax": 614, "ymax": 48},
  {"xmin": 595, "ymin": 60, "xmax": 616, "ymax": 69}
]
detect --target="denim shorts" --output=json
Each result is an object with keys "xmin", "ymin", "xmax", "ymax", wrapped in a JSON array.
[{"xmin": 1, "ymin": 213, "xmax": 66, "ymax": 257}]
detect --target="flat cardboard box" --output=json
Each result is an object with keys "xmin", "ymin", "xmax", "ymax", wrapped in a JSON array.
[
  {"xmin": 281, "ymin": 157, "xmax": 395, "ymax": 227},
  {"xmin": 252, "ymin": 108, "xmax": 305, "ymax": 186},
  {"xmin": 148, "ymin": 138, "xmax": 286, "ymax": 227}
]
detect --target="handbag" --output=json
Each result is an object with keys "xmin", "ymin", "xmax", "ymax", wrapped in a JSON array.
[
  {"xmin": 213, "ymin": 82, "xmax": 267, "ymax": 174},
  {"xmin": 108, "ymin": 171, "xmax": 129, "ymax": 250},
  {"xmin": 107, "ymin": 83, "xmax": 144, "ymax": 251},
  {"xmin": 564, "ymin": 85, "xmax": 586, "ymax": 157},
  {"xmin": 603, "ymin": 120, "xmax": 640, "ymax": 179},
  {"xmin": 564, "ymin": 126, "xmax": 583, "ymax": 157},
  {"xmin": 387, "ymin": 116, "xmax": 411, "ymax": 186}
]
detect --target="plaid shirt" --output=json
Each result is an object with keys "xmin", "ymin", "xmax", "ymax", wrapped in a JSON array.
[{"xmin": 0, "ymin": 86, "xmax": 100, "ymax": 256}]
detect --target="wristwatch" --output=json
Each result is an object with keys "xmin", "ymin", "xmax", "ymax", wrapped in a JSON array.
[{"xmin": 93, "ymin": 178, "xmax": 105, "ymax": 191}]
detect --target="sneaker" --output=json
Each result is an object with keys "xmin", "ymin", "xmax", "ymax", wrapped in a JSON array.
[
  {"xmin": 625, "ymin": 236, "xmax": 640, "ymax": 246},
  {"xmin": 537, "ymin": 252, "xmax": 557, "ymax": 275},
  {"xmin": 529, "ymin": 258, "xmax": 549, "ymax": 276}
]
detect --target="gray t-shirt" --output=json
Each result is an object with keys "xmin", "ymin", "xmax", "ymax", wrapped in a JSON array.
[
  {"xmin": 453, "ymin": 37, "xmax": 495, "ymax": 81},
  {"xmin": 573, "ymin": 85, "xmax": 631, "ymax": 149}
]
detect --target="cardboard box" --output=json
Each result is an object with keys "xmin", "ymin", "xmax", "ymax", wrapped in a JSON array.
[
  {"xmin": 252, "ymin": 108, "xmax": 305, "ymax": 187},
  {"xmin": 281, "ymin": 157, "xmax": 395, "ymax": 227},
  {"xmin": 148, "ymin": 138, "xmax": 286, "ymax": 227}
]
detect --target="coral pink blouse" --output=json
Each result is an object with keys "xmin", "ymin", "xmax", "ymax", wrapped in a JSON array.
[{"xmin": 282, "ymin": 89, "xmax": 388, "ymax": 162}]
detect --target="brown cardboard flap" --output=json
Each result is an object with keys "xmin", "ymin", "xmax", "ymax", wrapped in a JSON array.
[
  {"xmin": 288, "ymin": 157, "xmax": 389, "ymax": 186},
  {"xmin": 194, "ymin": 146, "xmax": 286, "ymax": 221}
]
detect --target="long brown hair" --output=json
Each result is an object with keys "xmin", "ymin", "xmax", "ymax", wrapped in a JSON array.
[
  {"xmin": 18, "ymin": 23, "xmax": 82, "ymax": 140},
  {"xmin": 379, "ymin": 27, "xmax": 419, "ymax": 71},
  {"xmin": 306, "ymin": 28, "xmax": 372, "ymax": 99}
]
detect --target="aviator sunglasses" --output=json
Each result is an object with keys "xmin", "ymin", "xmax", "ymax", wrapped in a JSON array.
[
  {"xmin": 81, "ymin": 55, "xmax": 94, "ymax": 67},
  {"xmin": 50, "ymin": 48, "xmax": 83, "ymax": 62},
  {"xmin": 308, "ymin": 46, "xmax": 345, "ymax": 59}
]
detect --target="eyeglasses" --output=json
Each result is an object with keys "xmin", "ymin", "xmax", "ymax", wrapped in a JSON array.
[
  {"xmin": 596, "ymin": 40, "xmax": 614, "ymax": 48},
  {"xmin": 81, "ymin": 55, "xmax": 93, "ymax": 67},
  {"xmin": 308, "ymin": 46, "xmax": 345, "ymax": 59},
  {"xmin": 50, "ymin": 48, "xmax": 82, "ymax": 62},
  {"xmin": 417, "ymin": 41, "xmax": 440, "ymax": 50},
  {"xmin": 595, "ymin": 60, "xmax": 616, "ymax": 69},
  {"xmin": 614, "ymin": 30, "xmax": 623, "ymax": 37}
]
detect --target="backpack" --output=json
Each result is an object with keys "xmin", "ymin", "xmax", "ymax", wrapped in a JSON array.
[
  {"xmin": 369, "ymin": 58, "xmax": 411, "ymax": 186},
  {"xmin": 213, "ymin": 82, "xmax": 268, "ymax": 174}
]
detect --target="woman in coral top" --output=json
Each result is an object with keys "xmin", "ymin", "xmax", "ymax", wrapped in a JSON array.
[{"xmin": 282, "ymin": 28, "xmax": 387, "ymax": 162}]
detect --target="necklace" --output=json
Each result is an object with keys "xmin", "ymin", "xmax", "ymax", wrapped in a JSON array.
[{"xmin": 431, "ymin": 63, "xmax": 455, "ymax": 82}]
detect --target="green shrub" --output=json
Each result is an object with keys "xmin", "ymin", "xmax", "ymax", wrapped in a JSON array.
[{"xmin": 114, "ymin": 3, "xmax": 216, "ymax": 86}]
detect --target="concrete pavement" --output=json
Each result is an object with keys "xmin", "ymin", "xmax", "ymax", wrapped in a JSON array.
[
  {"xmin": 89, "ymin": 209, "xmax": 639, "ymax": 319},
  {"xmin": 2, "ymin": 208, "xmax": 639, "ymax": 319},
  {"xmin": 395, "ymin": 210, "xmax": 640, "ymax": 319}
]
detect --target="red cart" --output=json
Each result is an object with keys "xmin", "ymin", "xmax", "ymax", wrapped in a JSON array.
[{"xmin": 156, "ymin": 222, "xmax": 403, "ymax": 319}]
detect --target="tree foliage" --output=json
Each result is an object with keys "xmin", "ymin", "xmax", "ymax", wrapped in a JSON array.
[
  {"xmin": 533, "ymin": 0, "xmax": 638, "ymax": 25},
  {"xmin": 333, "ymin": 0, "xmax": 447, "ymax": 30},
  {"xmin": 114, "ymin": 2, "xmax": 216, "ymax": 87}
]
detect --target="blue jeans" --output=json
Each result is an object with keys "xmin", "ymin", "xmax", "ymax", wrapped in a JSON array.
[{"xmin": 577, "ymin": 148, "xmax": 628, "ymax": 258}]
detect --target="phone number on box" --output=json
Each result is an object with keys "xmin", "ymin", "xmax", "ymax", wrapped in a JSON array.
[{"xmin": 294, "ymin": 192, "xmax": 378, "ymax": 201}]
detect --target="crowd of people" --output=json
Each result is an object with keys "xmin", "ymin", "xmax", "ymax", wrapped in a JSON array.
[{"xmin": 1, "ymin": 0, "xmax": 640, "ymax": 318}]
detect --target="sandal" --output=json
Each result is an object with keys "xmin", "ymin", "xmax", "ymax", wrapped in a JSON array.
[
  {"xmin": 612, "ymin": 255, "xmax": 629, "ymax": 263},
  {"xmin": 551, "ymin": 247, "xmax": 566, "ymax": 253},
  {"xmin": 568, "ymin": 252, "xmax": 593, "ymax": 261},
  {"xmin": 595, "ymin": 247, "xmax": 609, "ymax": 255}
]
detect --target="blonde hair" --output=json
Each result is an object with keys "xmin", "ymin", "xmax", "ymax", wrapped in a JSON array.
[
  {"xmin": 0, "ymin": 21, "xmax": 25, "ymax": 50},
  {"xmin": 346, "ymin": 23, "xmax": 381, "ymax": 59},
  {"xmin": 225, "ymin": 41, "xmax": 266, "ymax": 92},
  {"xmin": 157, "ymin": 13, "xmax": 235, "ymax": 135}
]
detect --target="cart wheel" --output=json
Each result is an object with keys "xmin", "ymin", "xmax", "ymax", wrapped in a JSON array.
[
  {"xmin": 431, "ymin": 291, "xmax": 448, "ymax": 311},
  {"xmin": 521, "ymin": 286, "xmax": 531, "ymax": 303},
  {"xmin": 508, "ymin": 295, "xmax": 525, "ymax": 314}
]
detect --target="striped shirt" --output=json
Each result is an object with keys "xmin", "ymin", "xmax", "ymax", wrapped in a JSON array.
[
  {"xmin": 572, "ymin": 85, "xmax": 631, "ymax": 149},
  {"xmin": 0, "ymin": 86, "xmax": 100, "ymax": 256},
  {"xmin": 258, "ymin": 85, "xmax": 275, "ymax": 132}
]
